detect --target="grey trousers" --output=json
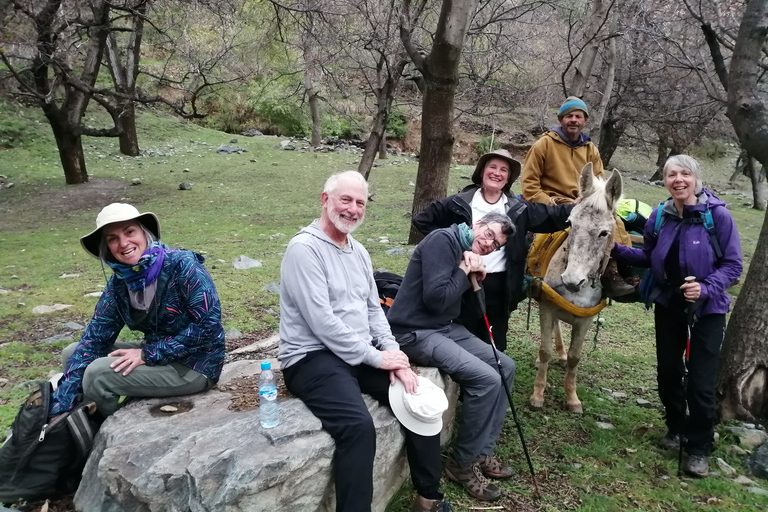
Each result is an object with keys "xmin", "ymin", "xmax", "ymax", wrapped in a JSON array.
[
  {"xmin": 61, "ymin": 341, "xmax": 210, "ymax": 416},
  {"xmin": 397, "ymin": 323, "xmax": 516, "ymax": 466}
]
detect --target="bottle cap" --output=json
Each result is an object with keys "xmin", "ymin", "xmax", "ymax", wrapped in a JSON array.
[{"xmin": 261, "ymin": 361, "xmax": 271, "ymax": 370}]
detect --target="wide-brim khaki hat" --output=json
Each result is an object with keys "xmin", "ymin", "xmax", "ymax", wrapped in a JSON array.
[
  {"xmin": 388, "ymin": 376, "xmax": 449, "ymax": 436},
  {"xmin": 80, "ymin": 203, "xmax": 160, "ymax": 259},
  {"xmin": 471, "ymin": 149, "xmax": 522, "ymax": 193}
]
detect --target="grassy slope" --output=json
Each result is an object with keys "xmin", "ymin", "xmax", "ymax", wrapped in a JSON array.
[{"xmin": 0, "ymin": 104, "xmax": 766, "ymax": 511}]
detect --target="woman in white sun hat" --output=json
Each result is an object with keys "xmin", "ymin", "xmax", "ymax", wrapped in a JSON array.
[{"xmin": 50, "ymin": 203, "xmax": 225, "ymax": 418}]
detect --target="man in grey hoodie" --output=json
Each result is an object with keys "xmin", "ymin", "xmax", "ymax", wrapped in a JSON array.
[{"xmin": 279, "ymin": 171, "xmax": 449, "ymax": 512}]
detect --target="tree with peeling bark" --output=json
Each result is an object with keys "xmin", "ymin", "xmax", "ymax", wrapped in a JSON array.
[
  {"xmin": 717, "ymin": 0, "xmax": 768, "ymax": 423},
  {"xmin": 401, "ymin": 0, "xmax": 480, "ymax": 244}
]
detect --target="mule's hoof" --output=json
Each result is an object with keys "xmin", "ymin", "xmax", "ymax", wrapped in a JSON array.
[
  {"xmin": 530, "ymin": 397, "xmax": 544, "ymax": 410},
  {"xmin": 556, "ymin": 358, "xmax": 567, "ymax": 368},
  {"xmin": 566, "ymin": 402, "xmax": 583, "ymax": 414}
]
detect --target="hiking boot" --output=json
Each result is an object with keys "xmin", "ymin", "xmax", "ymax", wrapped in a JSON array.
[
  {"xmin": 684, "ymin": 455, "xmax": 709, "ymax": 477},
  {"xmin": 445, "ymin": 458, "xmax": 502, "ymax": 501},
  {"xmin": 476, "ymin": 454, "xmax": 514, "ymax": 480},
  {"xmin": 657, "ymin": 433, "xmax": 682, "ymax": 451},
  {"xmin": 602, "ymin": 260, "xmax": 637, "ymax": 298},
  {"xmin": 411, "ymin": 495, "xmax": 453, "ymax": 512}
]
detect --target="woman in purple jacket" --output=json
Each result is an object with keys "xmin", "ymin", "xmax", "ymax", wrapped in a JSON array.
[{"xmin": 612, "ymin": 155, "xmax": 742, "ymax": 477}]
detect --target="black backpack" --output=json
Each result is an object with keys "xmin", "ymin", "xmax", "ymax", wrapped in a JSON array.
[
  {"xmin": 373, "ymin": 271, "xmax": 403, "ymax": 315},
  {"xmin": 0, "ymin": 381, "xmax": 99, "ymax": 505}
]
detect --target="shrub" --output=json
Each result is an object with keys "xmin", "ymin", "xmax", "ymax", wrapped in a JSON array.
[
  {"xmin": 252, "ymin": 98, "xmax": 308, "ymax": 137},
  {"xmin": 477, "ymin": 136, "xmax": 501, "ymax": 157},
  {"xmin": 323, "ymin": 114, "xmax": 364, "ymax": 139},
  {"xmin": 691, "ymin": 138, "xmax": 731, "ymax": 160},
  {"xmin": 386, "ymin": 110, "xmax": 408, "ymax": 139}
]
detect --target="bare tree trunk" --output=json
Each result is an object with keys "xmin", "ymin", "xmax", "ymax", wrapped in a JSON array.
[
  {"xmin": 568, "ymin": 0, "xmax": 612, "ymax": 98},
  {"xmin": 103, "ymin": 0, "xmax": 145, "ymax": 156},
  {"xmin": 650, "ymin": 131, "xmax": 678, "ymax": 181},
  {"xmin": 718, "ymin": 0, "xmax": 768, "ymax": 423},
  {"xmin": 591, "ymin": 12, "xmax": 617, "ymax": 144},
  {"xmin": 48, "ymin": 114, "xmax": 88, "ymax": 184},
  {"xmin": 359, "ymin": 56, "xmax": 407, "ymax": 178},
  {"xmin": 359, "ymin": 105, "xmax": 388, "ymax": 179},
  {"xmin": 597, "ymin": 116, "xmax": 623, "ymax": 168},
  {"xmin": 737, "ymin": 152, "xmax": 768, "ymax": 210},
  {"xmin": 401, "ymin": 0, "xmax": 480, "ymax": 244},
  {"xmin": 306, "ymin": 78, "xmax": 322, "ymax": 146},
  {"xmin": 118, "ymin": 102, "xmax": 140, "ymax": 156}
]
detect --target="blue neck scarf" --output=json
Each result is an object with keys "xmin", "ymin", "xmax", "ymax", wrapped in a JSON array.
[
  {"xmin": 107, "ymin": 241, "xmax": 165, "ymax": 291},
  {"xmin": 457, "ymin": 223, "xmax": 474, "ymax": 251}
]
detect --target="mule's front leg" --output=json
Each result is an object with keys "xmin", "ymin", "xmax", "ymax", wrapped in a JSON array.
[
  {"xmin": 563, "ymin": 319, "xmax": 592, "ymax": 414},
  {"xmin": 531, "ymin": 304, "xmax": 556, "ymax": 410}
]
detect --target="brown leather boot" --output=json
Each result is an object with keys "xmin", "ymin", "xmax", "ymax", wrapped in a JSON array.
[
  {"xmin": 411, "ymin": 495, "xmax": 453, "ymax": 512},
  {"xmin": 602, "ymin": 260, "xmax": 636, "ymax": 298}
]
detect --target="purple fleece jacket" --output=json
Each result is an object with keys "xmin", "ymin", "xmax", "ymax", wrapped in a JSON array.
[{"xmin": 612, "ymin": 189, "xmax": 742, "ymax": 315}]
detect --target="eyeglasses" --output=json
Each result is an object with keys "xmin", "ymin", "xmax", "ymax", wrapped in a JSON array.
[{"xmin": 484, "ymin": 228, "xmax": 503, "ymax": 251}]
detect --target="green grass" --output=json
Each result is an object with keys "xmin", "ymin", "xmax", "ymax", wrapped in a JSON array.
[{"xmin": 0, "ymin": 100, "xmax": 766, "ymax": 511}]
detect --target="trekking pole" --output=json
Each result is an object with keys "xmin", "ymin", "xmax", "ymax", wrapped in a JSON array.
[
  {"xmin": 470, "ymin": 274, "xmax": 542, "ymax": 498},
  {"xmin": 678, "ymin": 276, "xmax": 696, "ymax": 477}
]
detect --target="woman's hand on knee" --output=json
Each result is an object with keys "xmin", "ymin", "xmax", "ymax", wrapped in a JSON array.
[{"xmin": 108, "ymin": 348, "xmax": 146, "ymax": 376}]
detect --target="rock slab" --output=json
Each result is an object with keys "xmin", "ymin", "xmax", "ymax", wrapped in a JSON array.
[
  {"xmin": 75, "ymin": 366, "xmax": 457, "ymax": 512},
  {"xmin": 745, "ymin": 441, "xmax": 768, "ymax": 480}
]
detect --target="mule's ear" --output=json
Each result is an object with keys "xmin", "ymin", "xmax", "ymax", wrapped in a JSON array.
[
  {"xmin": 606, "ymin": 168, "xmax": 623, "ymax": 210},
  {"xmin": 578, "ymin": 162, "xmax": 594, "ymax": 197}
]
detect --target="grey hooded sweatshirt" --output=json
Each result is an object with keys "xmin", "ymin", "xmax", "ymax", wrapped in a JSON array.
[{"xmin": 278, "ymin": 220, "xmax": 399, "ymax": 369}]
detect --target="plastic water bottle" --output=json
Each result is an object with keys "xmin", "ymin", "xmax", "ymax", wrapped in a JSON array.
[{"xmin": 259, "ymin": 361, "xmax": 279, "ymax": 428}]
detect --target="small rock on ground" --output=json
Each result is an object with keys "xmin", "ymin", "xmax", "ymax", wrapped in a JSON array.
[
  {"xmin": 715, "ymin": 457, "xmax": 736, "ymax": 476},
  {"xmin": 40, "ymin": 334, "xmax": 75, "ymax": 344},
  {"xmin": 734, "ymin": 475, "xmax": 757, "ymax": 486},
  {"xmin": 63, "ymin": 321, "xmax": 85, "ymax": 330},
  {"xmin": 32, "ymin": 304, "xmax": 73, "ymax": 314},
  {"xmin": 232, "ymin": 256, "xmax": 262, "ymax": 270},
  {"xmin": 225, "ymin": 328, "xmax": 243, "ymax": 340},
  {"xmin": 179, "ymin": 182, "xmax": 193, "ymax": 190},
  {"xmin": 596, "ymin": 421, "xmax": 615, "ymax": 430},
  {"xmin": 263, "ymin": 283, "xmax": 280, "ymax": 294}
]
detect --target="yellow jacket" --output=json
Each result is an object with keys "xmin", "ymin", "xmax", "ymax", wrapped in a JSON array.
[
  {"xmin": 521, "ymin": 130, "xmax": 631, "ymax": 246},
  {"xmin": 521, "ymin": 130, "xmax": 604, "ymax": 204}
]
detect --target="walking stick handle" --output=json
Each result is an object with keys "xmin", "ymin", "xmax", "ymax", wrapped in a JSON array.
[
  {"xmin": 684, "ymin": 276, "xmax": 696, "ymax": 302},
  {"xmin": 470, "ymin": 273, "xmax": 482, "ymax": 292}
]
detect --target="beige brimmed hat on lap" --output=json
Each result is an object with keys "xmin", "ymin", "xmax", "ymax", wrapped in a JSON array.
[
  {"xmin": 389, "ymin": 376, "xmax": 449, "ymax": 436},
  {"xmin": 80, "ymin": 203, "xmax": 160, "ymax": 259}
]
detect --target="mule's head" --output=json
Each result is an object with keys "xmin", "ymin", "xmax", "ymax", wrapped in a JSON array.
[{"xmin": 560, "ymin": 163, "xmax": 622, "ymax": 292}]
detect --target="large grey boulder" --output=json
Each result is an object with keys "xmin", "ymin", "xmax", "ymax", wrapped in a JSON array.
[{"xmin": 74, "ymin": 365, "xmax": 457, "ymax": 512}]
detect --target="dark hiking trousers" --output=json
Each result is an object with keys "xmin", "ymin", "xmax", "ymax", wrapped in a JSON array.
[
  {"xmin": 283, "ymin": 350, "xmax": 442, "ymax": 512},
  {"xmin": 654, "ymin": 306, "xmax": 725, "ymax": 456}
]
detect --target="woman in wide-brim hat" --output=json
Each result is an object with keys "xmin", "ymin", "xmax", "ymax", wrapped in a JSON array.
[
  {"xmin": 412, "ymin": 149, "xmax": 573, "ymax": 352},
  {"xmin": 50, "ymin": 203, "xmax": 225, "ymax": 418}
]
